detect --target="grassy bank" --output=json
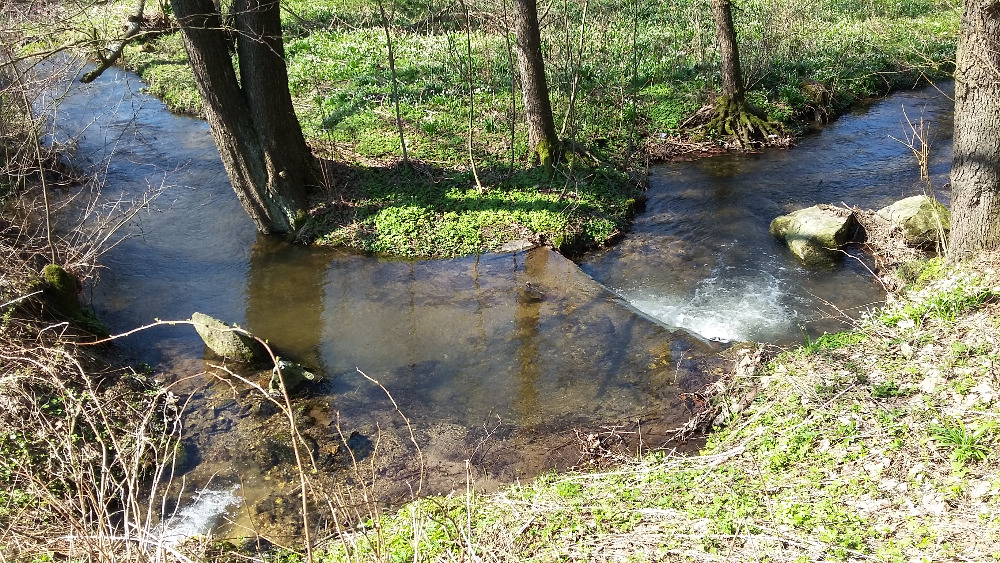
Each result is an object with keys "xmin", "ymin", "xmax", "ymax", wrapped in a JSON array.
[
  {"xmin": 284, "ymin": 255, "xmax": 998, "ymax": 562},
  {"xmin": 20, "ymin": 0, "xmax": 957, "ymax": 257}
]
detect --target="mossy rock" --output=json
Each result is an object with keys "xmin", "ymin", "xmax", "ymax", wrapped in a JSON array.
[
  {"xmin": 191, "ymin": 312, "xmax": 264, "ymax": 363},
  {"xmin": 39, "ymin": 264, "xmax": 110, "ymax": 336},
  {"xmin": 41, "ymin": 263, "xmax": 82, "ymax": 317},
  {"xmin": 269, "ymin": 360, "xmax": 321, "ymax": 394},
  {"xmin": 876, "ymin": 195, "xmax": 950, "ymax": 248},
  {"xmin": 770, "ymin": 205, "xmax": 857, "ymax": 267}
]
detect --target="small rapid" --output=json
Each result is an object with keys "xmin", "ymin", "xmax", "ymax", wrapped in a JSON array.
[
  {"xmin": 619, "ymin": 263, "xmax": 795, "ymax": 342},
  {"xmin": 581, "ymin": 84, "xmax": 953, "ymax": 343},
  {"xmin": 154, "ymin": 486, "xmax": 242, "ymax": 546}
]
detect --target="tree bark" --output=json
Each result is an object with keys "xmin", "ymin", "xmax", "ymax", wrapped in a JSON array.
[
  {"xmin": 711, "ymin": 0, "xmax": 744, "ymax": 102},
  {"xmin": 171, "ymin": 0, "xmax": 319, "ymax": 234},
  {"xmin": 512, "ymin": 0, "xmax": 559, "ymax": 168},
  {"xmin": 947, "ymin": 0, "xmax": 1000, "ymax": 261},
  {"xmin": 705, "ymin": 0, "xmax": 779, "ymax": 148}
]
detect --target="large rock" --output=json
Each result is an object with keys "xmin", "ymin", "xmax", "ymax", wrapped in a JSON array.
[
  {"xmin": 41, "ymin": 263, "xmax": 82, "ymax": 318},
  {"xmin": 770, "ymin": 205, "xmax": 857, "ymax": 267},
  {"xmin": 876, "ymin": 195, "xmax": 950, "ymax": 247},
  {"xmin": 191, "ymin": 312, "xmax": 263, "ymax": 363}
]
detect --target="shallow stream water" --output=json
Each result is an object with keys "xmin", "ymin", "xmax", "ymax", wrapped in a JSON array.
[{"xmin": 43, "ymin": 61, "xmax": 953, "ymax": 539}]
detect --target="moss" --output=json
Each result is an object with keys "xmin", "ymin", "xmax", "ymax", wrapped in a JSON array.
[
  {"xmin": 41, "ymin": 264, "xmax": 81, "ymax": 318},
  {"xmin": 42, "ymin": 263, "xmax": 78, "ymax": 296},
  {"xmin": 706, "ymin": 96, "xmax": 782, "ymax": 148},
  {"xmin": 536, "ymin": 137, "xmax": 560, "ymax": 172},
  {"xmin": 38, "ymin": 264, "xmax": 110, "ymax": 337}
]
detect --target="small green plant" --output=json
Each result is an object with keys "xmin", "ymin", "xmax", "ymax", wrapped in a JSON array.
[
  {"xmin": 555, "ymin": 481, "xmax": 582, "ymax": 499},
  {"xmin": 872, "ymin": 381, "xmax": 906, "ymax": 399},
  {"xmin": 803, "ymin": 330, "xmax": 865, "ymax": 353},
  {"xmin": 879, "ymin": 279, "xmax": 998, "ymax": 326},
  {"xmin": 930, "ymin": 418, "xmax": 993, "ymax": 465}
]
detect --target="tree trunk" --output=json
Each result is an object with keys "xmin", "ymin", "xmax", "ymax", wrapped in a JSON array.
[
  {"xmin": 705, "ymin": 0, "xmax": 778, "ymax": 148},
  {"xmin": 171, "ymin": 0, "xmax": 319, "ymax": 234},
  {"xmin": 512, "ymin": 0, "xmax": 559, "ymax": 168},
  {"xmin": 711, "ymin": 0, "xmax": 744, "ymax": 102},
  {"xmin": 947, "ymin": 0, "xmax": 1000, "ymax": 261}
]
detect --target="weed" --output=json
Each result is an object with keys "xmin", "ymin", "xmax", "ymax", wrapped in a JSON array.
[
  {"xmin": 930, "ymin": 418, "xmax": 993, "ymax": 465},
  {"xmin": 804, "ymin": 330, "xmax": 866, "ymax": 353},
  {"xmin": 879, "ymin": 276, "xmax": 998, "ymax": 326},
  {"xmin": 872, "ymin": 380, "xmax": 907, "ymax": 398}
]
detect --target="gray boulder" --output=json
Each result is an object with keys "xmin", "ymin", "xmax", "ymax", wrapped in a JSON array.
[
  {"xmin": 269, "ymin": 360, "xmax": 321, "ymax": 394},
  {"xmin": 876, "ymin": 195, "xmax": 950, "ymax": 247},
  {"xmin": 191, "ymin": 312, "xmax": 263, "ymax": 363},
  {"xmin": 770, "ymin": 205, "xmax": 857, "ymax": 267}
]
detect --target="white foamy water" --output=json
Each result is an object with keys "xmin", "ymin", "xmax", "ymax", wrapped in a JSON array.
[
  {"xmin": 154, "ymin": 486, "xmax": 241, "ymax": 546},
  {"xmin": 619, "ymin": 271, "xmax": 796, "ymax": 342}
]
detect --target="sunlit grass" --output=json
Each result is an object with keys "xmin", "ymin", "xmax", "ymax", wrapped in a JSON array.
[{"xmin": 45, "ymin": 0, "xmax": 961, "ymax": 256}]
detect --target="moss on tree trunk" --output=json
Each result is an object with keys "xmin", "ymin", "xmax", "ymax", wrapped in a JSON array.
[{"xmin": 707, "ymin": 96, "xmax": 780, "ymax": 149}]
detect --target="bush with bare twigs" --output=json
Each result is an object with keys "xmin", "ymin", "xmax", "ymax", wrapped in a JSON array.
[{"xmin": 0, "ymin": 49, "xmax": 182, "ymax": 561}]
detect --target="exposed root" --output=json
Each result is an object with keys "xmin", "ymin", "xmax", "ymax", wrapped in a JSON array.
[{"xmin": 706, "ymin": 96, "xmax": 783, "ymax": 149}]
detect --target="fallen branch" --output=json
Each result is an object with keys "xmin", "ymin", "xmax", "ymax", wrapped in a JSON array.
[{"xmin": 80, "ymin": 0, "xmax": 146, "ymax": 84}]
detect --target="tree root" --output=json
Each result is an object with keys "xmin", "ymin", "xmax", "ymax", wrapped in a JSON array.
[{"xmin": 706, "ymin": 96, "xmax": 782, "ymax": 149}]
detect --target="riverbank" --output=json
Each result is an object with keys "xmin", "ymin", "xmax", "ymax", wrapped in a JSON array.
[
  {"xmin": 0, "ymin": 60, "xmax": 182, "ymax": 560},
  {"xmin": 18, "ymin": 0, "xmax": 957, "ymax": 257},
  {"xmin": 0, "ymin": 186, "xmax": 169, "ymax": 560},
  {"xmin": 287, "ymin": 253, "xmax": 1000, "ymax": 562}
]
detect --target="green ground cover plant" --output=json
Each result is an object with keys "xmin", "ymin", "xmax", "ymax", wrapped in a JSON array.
[{"xmin": 34, "ymin": 0, "xmax": 958, "ymax": 257}]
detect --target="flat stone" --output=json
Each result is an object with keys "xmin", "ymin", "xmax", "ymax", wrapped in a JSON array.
[
  {"xmin": 191, "ymin": 312, "xmax": 263, "ymax": 363},
  {"xmin": 497, "ymin": 238, "xmax": 539, "ymax": 253},
  {"xmin": 876, "ymin": 195, "xmax": 950, "ymax": 247},
  {"xmin": 770, "ymin": 205, "xmax": 857, "ymax": 267}
]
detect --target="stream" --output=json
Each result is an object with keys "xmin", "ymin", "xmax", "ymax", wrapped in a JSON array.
[
  {"xmin": 43, "ymin": 60, "xmax": 953, "ymax": 541},
  {"xmin": 581, "ymin": 84, "xmax": 953, "ymax": 342}
]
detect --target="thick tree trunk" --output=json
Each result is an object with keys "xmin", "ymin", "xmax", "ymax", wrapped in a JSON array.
[
  {"xmin": 172, "ymin": 0, "xmax": 319, "ymax": 234},
  {"xmin": 711, "ymin": 0, "xmax": 743, "ymax": 102},
  {"xmin": 512, "ymin": 0, "xmax": 559, "ymax": 168},
  {"xmin": 947, "ymin": 0, "xmax": 1000, "ymax": 261}
]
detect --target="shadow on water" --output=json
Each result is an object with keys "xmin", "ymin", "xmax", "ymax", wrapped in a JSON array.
[{"xmin": 41, "ymin": 58, "xmax": 954, "ymax": 540}]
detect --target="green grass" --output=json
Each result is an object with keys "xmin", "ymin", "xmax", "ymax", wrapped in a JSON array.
[
  {"xmin": 931, "ymin": 418, "xmax": 994, "ymax": 465},
  {"xmin": 301, "ymin": 161, "xmax": 641, "ymax": 257},
  {"xmin": 803, "ymin": 329, "xmax": 867, "ymax": 353},
  {"xmin": 27, "ymin": 0, "xmax": 959, "ymax": 257},
  {"xmin": 879, "ymin": 274, "xmax": 999, "ymax": 326}
]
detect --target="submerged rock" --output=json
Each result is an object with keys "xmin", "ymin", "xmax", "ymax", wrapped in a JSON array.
[
  {"xmin": 269, "ymin": 360, "xmax": 321, "ymax": 394},
  {"xmin": 191, "ymin": 312, "xmax": 263, "ymax": 363},
  {"xmin": 876, "ymin": 195, "xmax": 950, "ymax": 248},
  {"xmin": 770, "ymin": 205, "xmax": 857, "ymax": 267}
]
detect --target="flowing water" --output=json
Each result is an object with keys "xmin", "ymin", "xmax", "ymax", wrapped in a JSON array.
[
  {"xmin": 43, "ymin": 60, "xmax": 953, "ymax": 539},
  {"xmin": 581, "ymin": 85, "xmax": 953, "ymax": 343}
]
